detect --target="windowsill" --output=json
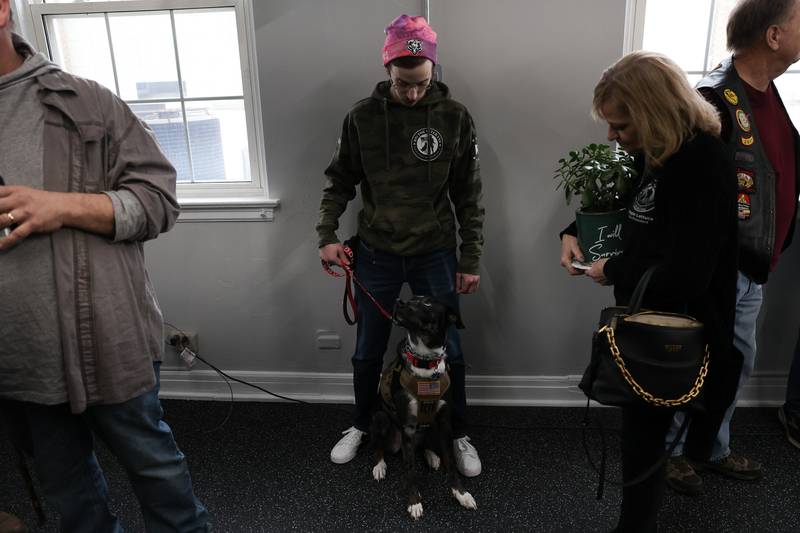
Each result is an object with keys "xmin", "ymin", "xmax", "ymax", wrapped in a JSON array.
[{"xmin": 177, "ymin": 197, "xmax": 280, "ymax": 222}]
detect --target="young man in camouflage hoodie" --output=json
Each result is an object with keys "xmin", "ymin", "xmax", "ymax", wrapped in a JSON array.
[{"xmin": 316, "ymin": 14, "xmax": 485, "ymax": 477}]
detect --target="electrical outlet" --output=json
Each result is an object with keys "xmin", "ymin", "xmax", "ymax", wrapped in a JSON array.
[
  {"xmin": 316, "ymin": 330, "xmax": 341, "ymax": 350},
  {"xmin": 165, "ymin": 327, "xmax": 199, "ymax": 356},
  {"xmin": 183, "ymin": 331, "xmax": 199, "ymax": 353}
]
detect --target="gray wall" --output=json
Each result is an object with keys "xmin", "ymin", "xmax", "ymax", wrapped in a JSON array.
[{"xmin": 145, "ymin": 0, "xmax": 800, "ymax": 396}]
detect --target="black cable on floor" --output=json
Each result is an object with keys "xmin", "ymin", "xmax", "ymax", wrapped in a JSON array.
[
  {"xmin": 163, "ymin": 323, "xmax": 787, "ymax": 436},
  {"xmin": 200, "ymin": 367, "xmax": 234, "ymax": 434},
  {"xmin": 163, "ymin": 322, "xmax": 352, "ymax": 434}
]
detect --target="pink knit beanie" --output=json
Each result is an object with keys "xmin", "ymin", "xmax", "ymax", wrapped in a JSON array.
[{"xmin": 382, "ymin": 14, "xmax": 437, "ymax": 66}]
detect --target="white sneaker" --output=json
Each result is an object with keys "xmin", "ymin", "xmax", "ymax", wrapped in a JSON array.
[
  {"xmin": 453, "ymin": 436, "xmax": 482, "ymax": 477},
  {"xmin": 330, "ymin": 426, "xmax": 366, "ymax": 464}
]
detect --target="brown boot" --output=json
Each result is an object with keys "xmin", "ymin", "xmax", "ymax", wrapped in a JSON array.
[
  {"xmin": 689, "ymin": 452, "xmax": 763, "ymax": 481},
  {"xmin": 0, "ymin": 512, "xmax": 27, "ymax": 533},
  {"xmin": 666, "ymin": 455, "xmax": 703, "ymax": 496}
]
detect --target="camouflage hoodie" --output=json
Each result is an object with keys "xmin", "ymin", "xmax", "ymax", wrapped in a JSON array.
[{"xmin": 316, "ymin": 81, "xmax": 484, "ymax": 274}]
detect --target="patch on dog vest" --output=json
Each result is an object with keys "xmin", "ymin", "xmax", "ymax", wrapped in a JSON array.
[
  {"xmin": 379, "ymin": 356, "xmax": 451, "ymax": 428},
  {"xmin": 417, "ymin": 380, "xmax": 441, "ymax": 396}
]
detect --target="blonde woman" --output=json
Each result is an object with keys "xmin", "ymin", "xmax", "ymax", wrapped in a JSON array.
[{"xmin": 560, "ymin": 51, "xmax": 740, "ymax": 532}]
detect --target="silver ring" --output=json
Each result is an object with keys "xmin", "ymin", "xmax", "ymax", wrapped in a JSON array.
[{"xmin": 6, "ymin": 212, "xmax": 14, "ymax": 223}]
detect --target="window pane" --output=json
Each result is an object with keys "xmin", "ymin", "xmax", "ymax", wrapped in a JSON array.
[
  {"xmin": 174, "ymin": 8, "xmax": 243, "ymax": 98},
  {"xmin": 42, "ymin": 5, "xmax": 257, "ymax": 190},
  {"xmin": 687, "ymin": 73, "xmax": 703, "ymax": 88},
  {"xmin": 131, "ymin": 102, "xmax": 193, "ymax": 183},
  {"xmin": 185, "ymin": 100, "xmax": 250, "ymax": 182},
  {"xmin": 774, "ymin": 74, "xmax": 800, "ymax": 128},
  {"xmin": 45, "ymin": 14, "xmax": 116, "ymax": 92},
  {"xmin": 108, "ymin": 11, "xmax": 180, "ymax": 101},
  {"xmin": 706, "ymin": 0, "xmax": 739, "ymax": 70},
  {"xmin": 642, "ymin": 0, "xmax": 712, "ymax": 72}
]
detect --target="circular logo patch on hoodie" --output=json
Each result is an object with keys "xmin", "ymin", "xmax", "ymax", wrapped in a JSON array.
[{"xmin": 411, "ymin": 128, "xmax": 443, "ymax": 161}]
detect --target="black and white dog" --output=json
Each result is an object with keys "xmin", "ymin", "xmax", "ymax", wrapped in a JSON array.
[{"xmin": 370, "ymin": 295, "xmax": 477, "ymax": 520}]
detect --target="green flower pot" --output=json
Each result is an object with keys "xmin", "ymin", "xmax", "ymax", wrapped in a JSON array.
[{"xmin": 576, "ymin": 209, "xmax": 626, "ymax": 262}]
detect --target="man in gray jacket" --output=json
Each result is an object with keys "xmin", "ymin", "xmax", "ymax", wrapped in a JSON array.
[{"xmin": 0, "ymin": 2, "xmax": 208, "ymax": 531}]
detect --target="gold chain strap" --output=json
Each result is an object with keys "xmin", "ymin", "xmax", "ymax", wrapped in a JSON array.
[{"xmin": 599, "ymin": 325, "xmax": 710, "ymax": 407}]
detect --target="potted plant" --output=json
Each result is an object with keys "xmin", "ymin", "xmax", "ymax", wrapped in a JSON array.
[{"xmin": 554, "ymin": 143, "xmax": 637, "ymax": 262}]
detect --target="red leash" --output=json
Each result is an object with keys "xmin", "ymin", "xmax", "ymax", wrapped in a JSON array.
[{"xmin": 321, "ymin": 245, "xmax": 394, "ymax": 324}]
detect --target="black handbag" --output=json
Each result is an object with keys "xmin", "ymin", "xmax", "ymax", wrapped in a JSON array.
[{"xmin": 579, "ymin": 265, "xmax": 710, "ymax": 409}]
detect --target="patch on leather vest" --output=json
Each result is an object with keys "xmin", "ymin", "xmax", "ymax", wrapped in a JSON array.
[
  {"xmin": 737, "ymin": 169, "xmax": 755, "ymax": 193},
  {"xmin": 736, "ymin": 109, "xmax": 751, "ymax": 133},
  {"xmin": 738, "ymin": 193, "xmax": 751, "ymax": 220}
]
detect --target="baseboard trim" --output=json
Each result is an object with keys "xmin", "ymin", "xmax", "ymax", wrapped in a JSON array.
[{"xmin": 159, "ymin": 369, "xmax": 789, "ymax": 407}]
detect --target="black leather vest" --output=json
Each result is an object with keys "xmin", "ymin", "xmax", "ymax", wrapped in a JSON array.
[{"xmin": 698, "ymin": 56, "xmax": 800, "ymax": 283}]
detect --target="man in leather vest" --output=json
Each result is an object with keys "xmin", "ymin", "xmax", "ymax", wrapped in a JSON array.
[{"xmin": 666, "ymin": 0, "xmax": 800, "ymax": 495}]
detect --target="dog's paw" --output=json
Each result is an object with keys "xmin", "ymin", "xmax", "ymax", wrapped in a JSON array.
[
  {"xmin": 424, "ymin": 449, "xmax": 440, "ymax": 470},
  {"xmin": 452, "ymin": 489, "xmax": 477, "ymax": 510},
  {"xmin": 407, "ymin": 502, "xmax": 424, "ymax": 520},
  {"xmin": 372, "ymin": 459, "xmax": 387, "ymax": 481}
]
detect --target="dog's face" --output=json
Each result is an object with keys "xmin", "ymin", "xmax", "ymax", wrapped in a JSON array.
[{"xmin": 394, "ymin": 296, "xmax": 462, "ymax": 355}]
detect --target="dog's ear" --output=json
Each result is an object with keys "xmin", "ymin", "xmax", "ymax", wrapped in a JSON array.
[{"xmin": 429, "ymin": 297, "xmax": 465, "ymax": 329}]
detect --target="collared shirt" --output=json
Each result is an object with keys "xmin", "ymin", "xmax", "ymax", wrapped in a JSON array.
[
  {"xmin": 1, "ymin": 34, "xmax": 180, "ymax": 413},
  {"xmin": 0, "ymin": 48, "xmax": 67, "ymax": 404}
]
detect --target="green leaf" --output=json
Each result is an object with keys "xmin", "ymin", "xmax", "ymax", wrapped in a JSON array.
[{"xmin": 553, "ymin": 141, "xmax": 636, "ymax": 212}]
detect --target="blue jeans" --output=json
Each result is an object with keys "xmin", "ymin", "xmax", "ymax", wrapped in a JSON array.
[
  {"xmin": 785, "ymin": 329, "xmax": 800, "ymax": 415},
  {"xmin": 668, "ymin": 271, "xmax": 762, "ymax": 460},
  {"xmin": 351, "ymin": 241, "xmax": 467, "ymax": 435},
  {"xmin": 2, "ymin": 362, "xmax": 208, "ymax": 533}
]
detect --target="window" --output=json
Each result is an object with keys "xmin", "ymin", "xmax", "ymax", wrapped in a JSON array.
[
  {"xmin": 629, "ymin": 0, "xmax": 800, "ymax": 127},
  {"xmin": 21, "ymin": 0, "xmax": 277, "ymax": 221}
]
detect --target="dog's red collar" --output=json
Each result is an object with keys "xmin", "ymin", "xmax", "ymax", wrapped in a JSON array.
[{"xmin": 403, "ymin": 349, "xmax": 443, "ymax": 370}]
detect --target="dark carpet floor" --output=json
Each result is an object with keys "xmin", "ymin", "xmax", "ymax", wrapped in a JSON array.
[{"xmin": 1, "ymin": 402, "xmax": 798, "ymax": 532}]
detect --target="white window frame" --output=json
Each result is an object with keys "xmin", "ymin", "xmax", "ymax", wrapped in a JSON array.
[
  {"xmin": 623, "ymin": 0, "xmax": 647, "ymax": 55},
  {"xmin": 17, "ymin": 0, "xmax": 279, "ymax": 222},
  {"xmin": 627, "ymin": 0, "xmax": 800, "ymax": 130},
  {"xmin": 624, "ymin": 0, "xmax": 720, "ymax": 80}
]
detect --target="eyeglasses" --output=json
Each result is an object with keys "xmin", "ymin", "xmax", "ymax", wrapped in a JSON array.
[{"xmin": 391, "ymin": 78, "xmax": 433, "ymax": 93}]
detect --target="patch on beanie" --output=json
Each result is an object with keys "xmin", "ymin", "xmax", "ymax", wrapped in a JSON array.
[{"xmin": 406, "ymin": 39, "xmax": 423, "ymax": 55}]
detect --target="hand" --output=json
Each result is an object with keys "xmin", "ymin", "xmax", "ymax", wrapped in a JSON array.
[
  {"xmin": 0, "ymin": 186, "xmax": 66, "ymax": 250},
  {"xmin": 586, "ymin": 258, "xmax": 610, "ymax": 285},
  {"xmin": 560, "ymin": 234, "xmax": 585, "ymax": 276},
  {"xmin": 456, "ymin": 273, "xmax": 480, "ymax": 294},
  {"xmin": 319, "ymin": 243, "xmax": 351, "ymax": 267}
]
